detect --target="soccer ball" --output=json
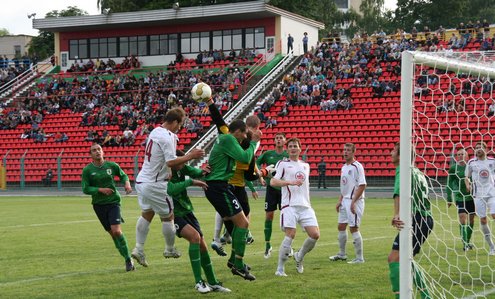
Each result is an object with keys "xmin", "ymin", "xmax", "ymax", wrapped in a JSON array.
[{"xmin": 191, "ymin": 82, "xmax": 212, "ymax": 102}]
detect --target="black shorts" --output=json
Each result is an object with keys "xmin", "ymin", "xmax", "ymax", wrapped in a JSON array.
[
  {"xmin": 392, "ymin": 213, "xmax": 433, "ymax": 256},
  {"xmin": 232, "ymin": 185, "xmax": 250, "ymax": 216},
  {"xmin": 175, "ymin": 212, "xmax": 203, "ymax": 238},
  {"xmin": 205, "ymin": 180, "xmax": 243, "ymax": 218},
  {"xmin": 265, "ymin": 185, "xmax": 282, "ymax": 212},
  {"xmin": 93, "ymin": 203, "xmax": 123, "ymax": 231},
  {"xmin": 456, "ymin": 200, "xmax": 475, "ymax": 215}
]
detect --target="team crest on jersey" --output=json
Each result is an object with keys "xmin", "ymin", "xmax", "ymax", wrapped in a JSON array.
[
  {"xmin": 480, "ymin": 169, "xmax": 489, "ymax": 178},
  {"xmin": 342, "ymin": 177, "xmax": 348, "ymax": 185},
  {"xmin": 348, "ymin": 170, "xmax": 352, "ymax": 175},
  {"xmin": 106, "ymin": 169, "xmax": 112, "ymax": 175},
  {"xmin": 295, "ymin": 171, "xmax": 305, "ymax": 180}
]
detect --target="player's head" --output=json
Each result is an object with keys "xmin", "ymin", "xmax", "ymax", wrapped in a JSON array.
[
  {"xmin": 163, "ymin": 108, "xmax": 186, "ymax": 133},
  {"xmin": 171, "ymin": 149, "xmax": 186, "ymax": 171},
  {"xmin": 475, "ymin": 142, "xmax": 487, "ymax": 158},
  {"xmin": 287, "ymin": 137, "xmax": 302, "ymax": 159},
  {"xmin": 455, "ymin": 148, "xmax": 468, "ymax": 164},
  {"xmin": 90, "ymin": 143, "xmax": 104, "ymax": 162},
  {"xmin": 246, "ymin": 115, "xmax": 261, "ymax": 130},
  {"xmin": 343, "ymin": 143, "xmax": 356, "ymax": 163},
  {"xmin": 229, "ymin": 119, "xmax": 248, "ymax": 142},
  {"xmin": 274, "ymin": 132, "xmax": 286, "ymax": 148},
  {"xmin": 391, "ymin": 142, "xmax": 400, "ymax": 166}
]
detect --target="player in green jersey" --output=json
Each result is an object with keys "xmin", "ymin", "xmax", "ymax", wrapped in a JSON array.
[
  {"xmin": 167, "ymin": 150, "xmax": 231, "ymax": 293},
  {"xmin": 388, "ymin": 142, "xmax": 432, "ymax": 299},
  {"xmin": 204, "ymin": 118, "xmax": 261, "ymax": 281},
  {"xmin": 256, "ymin": 132, "xmax": 289, "ymax": 258},
  {"xmin": 446, "ymin": 148, "xmax": 475, "ymax": 251},
  {"xmin": 82, "ymin": 143, "xmax": 134, "ymax": 272}
]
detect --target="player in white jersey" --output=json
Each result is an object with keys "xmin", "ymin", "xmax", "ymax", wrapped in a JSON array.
[
  {"xmin": 131, "ymin": 108, "xmax": 205, "ymax": 266},
  {"xmin": 270, "ymin": 137, "xmax": 320, "ymax": 276},
  {"xmin": 330, "ymin": 143, "xmax": 367, "ymax": 264},
  {"xmin": 465, "ymin": 141, "xmax": 495, "ymax": 255}
]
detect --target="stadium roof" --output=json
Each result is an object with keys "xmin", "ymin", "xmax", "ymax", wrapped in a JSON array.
[{"xmin": 33, "ymin": 0, "xmax": 325, "ymax": 32}]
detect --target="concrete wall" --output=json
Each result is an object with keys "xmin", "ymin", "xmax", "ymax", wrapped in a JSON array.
[
  {"xmin": 279, "ymin": 16, "xmax": 319, "ymax": 56},
  {"xmin": 0, "ymin": 35, "xmax": 33, "ymax": 59}
]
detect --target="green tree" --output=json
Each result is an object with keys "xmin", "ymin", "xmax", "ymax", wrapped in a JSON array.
[
  {"xmin": 0, "ymin": 28, "xmax": 11, "ymax": 36},
  {"xmin": 28, "ymin": 6, "xmax": 88, "ymax": 60}
]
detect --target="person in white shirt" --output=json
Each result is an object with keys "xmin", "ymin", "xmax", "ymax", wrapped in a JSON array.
[
  {"xmin": 330, "ymin": 143, "xmax": 367, "ymax": 264},
  {"xmin": 271, "ymin": 137, "xmax": 320, "ymax": 276},
  {"xmin": 465, "ymin": 141, "xmax": 495, "ymax": 255},
  {"xmin": 131, "ymin": 108, "xmax": 204, "ymax": 267}
]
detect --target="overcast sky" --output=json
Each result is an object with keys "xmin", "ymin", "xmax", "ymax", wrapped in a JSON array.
[{"xmin": 2, "ymin": 0, "xmax": 398, "ymax": 36}]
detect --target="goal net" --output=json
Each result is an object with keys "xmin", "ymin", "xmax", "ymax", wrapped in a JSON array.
[{"xmin": 401, "ymin": 50, "xmax": 495, "ymax": 299}]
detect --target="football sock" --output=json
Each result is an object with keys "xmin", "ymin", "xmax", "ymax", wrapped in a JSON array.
[
  {"xmin": 188, "ymin": 243, "xmax": 202, "ymax": 284},
  {"xmin": 338, "ymin": 230, "xmax": 347, "ymax": 256},
  {"xmin": 200, "ymin": 250, "xmax": 218, "ymax": 285},
  {"xmin": 213, "ymin": 213, "xmax": 223, "ymax": 243},
  {"xmin": 115, "ymin": 233, "xmax": 131, "ymax": 260},
  {"xmin": 460, "ymin": 224, "xmax": 469, "ymax": 246},
  {"xmin": 277, "ymin": 236, "xmax": 293, "ymax": 273},
  {"xmin": 467, "ymin": 222, "xmax": 474, "ymax": 243},
  {"xmin": 264, "ymin": 219, "xmax": 273, "ymax": 250},
  {"xmin": 298, "ymin": 237, "xmax": 317, "ymax": 259},
  {"xmin": 389, "ymin": 262, "xmax": 400, "ymax": 299},
  {"xmin": 232, "ymin": 226, "xmax": 248, "ymax": 269},
  {"xmin": 352, "ymin": 231, "xmax": 363, "ymax": 260},
  {"xmin": 135, "ymin": 216, "xmax": 150, "ymax": 251},
  {"xmin": 162, "ymin": 221, "xmax": 176, "ymax": 252},
  {"xmin": 413, "ymin": 263, "xmax": 431, "ymax": 299},
  {"xmin": 481, "ymin": 223, "xmax": 495, "ymax": 249}
]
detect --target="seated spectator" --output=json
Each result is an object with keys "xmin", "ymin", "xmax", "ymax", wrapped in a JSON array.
[
  {"xmin": 85, "ymin": 129, "xmax": 96, "ymax": 142},
  {"xmin": 257, "ymin": 109, "xmax": 268, "ymax": 122},
  {"xmin": 265, "ymin": 116, "xmax": 277, "ymax": 129},
  {"xmin": 20, "ymin": 129, "xmax": 30, "ymax": 139},
  {"xmin": 488, "ymin": 102, "xmax": 495, "ymax": 117},
  {"xmin": 121, "ymin": 127, "xmax": 135, "ymax": 146},
  {"xmin": 55, "ymin": 132, "xmax": 69, "ymax": 143}
]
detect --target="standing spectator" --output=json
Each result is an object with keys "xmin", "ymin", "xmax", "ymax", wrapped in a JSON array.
[
  {"xmin": 302, "ymin": 32, "xmax": 309, "ymax": 54},
  {"xmin": 330, "ymin": 143, "xmax": 367, "ymax": 264},
  {"xmin": 271, "ymin": 137, "xmax": 320, "ymax": 276},
  {"xmin": 131, "ymin": 108, "xmax": 204, "ymax": 267},
  {"xmin": 388, "ymin": 142, "xmax": 432, "ymax": 299},
  {"xmin": 317, "ymin": 157, "xmax": 327, "ymax": 189},
  {"xmin": 81, "ymin": 143, "xmax": 134, "ymax": 272},
  {"xmin": 465, "ymin": 141, "xmax": 495, "ymax": 255},
  {"xmin": 446, "ymin": 148, "xmax": 476, "ymax": 251},
  {"xmin": 287, "ymin": 34, "xmax": 294, "ymax": 54},
  {"xmin": 42, "ymin": 168, "xmax": 54, "ymax": 187}
]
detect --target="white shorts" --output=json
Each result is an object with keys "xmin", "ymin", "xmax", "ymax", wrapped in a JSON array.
[
  {"xmin": 280, "ymin": 206, "xmax": 318, "ymax": 230},
  {"xmin": 337, "ymin": 198, "xmax": 365, "ymax": 227},
  {"xmin": 135, "ymin": 181, "xmax": 173, "ymax": 217},
  {"xmin": 474, "ymin": 196, "xmax": 495, "ymax": 218}
]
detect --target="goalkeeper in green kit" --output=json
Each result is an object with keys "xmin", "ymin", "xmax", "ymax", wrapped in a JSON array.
[
  {"xmin": 446, "ymin": 148, "xmax": 475, "ymax": 251},
  {"xmin": 82, "ymin": 143, "xmax": 134, "ymax": 271}
]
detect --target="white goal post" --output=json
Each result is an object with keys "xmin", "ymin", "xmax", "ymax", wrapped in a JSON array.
[{"xmin": 400, "ymin": 50, "xmax": 495, "ymax": 299}]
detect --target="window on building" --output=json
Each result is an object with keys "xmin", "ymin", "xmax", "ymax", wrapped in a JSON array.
[
  {"xmin": 200, "ymin": 32, "xmax": 210, "ymax": 51},
  {"xmin": 90, "ymin": 38, "xmax": 99, "ymax": 58},
  {"xmin": 335, "ymin": 0, "xmax": 349, "ymax": 9},
  {"xmin": 108, "ymin": 38, "xmax": 117, "ymax": 57},
  {"xmin": 222, "ymin": 29, "xmax": 232, "ymax": 51},
  {"xmin": 254, "ymin": 27, "xmax": 265, "ymax": 48},
  {"xmin": 138, "ymin": 36, "xmax": 147, "ymax": 56},
  {"xmin": 14, "ymin": 45, "xmax": 21, "ymax": 58},
  {"xmin": 69, "ymin": 40, "xmax": 78, "ymax": 59},
  {"xmin": 191, "ymin": 32, "xmax": 200, "ymax": 53},
  {"xmin": 169, "ymin": 34, "xmax": 178, "ymax": 54},
  {"xmin": 245, "ymin": 28, "xmax": 254, "ymax": 49},
  {"xmin": 181, "ymin": 33, "xmax": 191, "ymax": 53},
  {"xmin": 78, "ymin": 39, "xmax": 88, "ymax": 59},
  {"xmin": 120, "ymin": 37, "xmax": 129, "ymax": 57},
  {"xmin": 99, "ymin": 38, "xmax": 108, "ymax": 57},
  {"xmin": 232, "ymin": 29, "xmax": 242, "ymax": 50},
  {"xmin": 129, "ymin": 36, "xmax": 138, "ymax": 56},
  {"xmin": 213, "ymin": 30, "xmax": 222, "ymax": 50}
]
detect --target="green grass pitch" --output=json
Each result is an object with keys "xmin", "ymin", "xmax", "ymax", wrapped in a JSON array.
[{"xmin": 0, "ymin": 195, "xmax": 489, "ymax": 298}]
